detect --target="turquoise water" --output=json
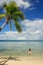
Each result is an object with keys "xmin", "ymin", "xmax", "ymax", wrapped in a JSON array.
[{"xmin": 0, "ymin": 41, "xmax": 43, "ymax": 56}]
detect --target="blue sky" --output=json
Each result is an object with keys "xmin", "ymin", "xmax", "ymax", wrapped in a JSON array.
[{"xmin": 0, "ymin": 0, "xmax": 43, "ymax": 40}]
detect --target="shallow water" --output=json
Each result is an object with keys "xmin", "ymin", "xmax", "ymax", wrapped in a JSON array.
[{"xmin": 0, "ymin": 41, "xmax": 43, "ymax": 57}]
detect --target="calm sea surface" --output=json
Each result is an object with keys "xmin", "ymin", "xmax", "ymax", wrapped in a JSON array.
[{"xmin": 0, "ymin": 40, "xmax": 43, "ymax": 57}]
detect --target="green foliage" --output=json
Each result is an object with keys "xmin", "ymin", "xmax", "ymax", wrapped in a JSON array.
[
  {"xmin": 14, "ymin": 12, "xmax": 25, "ymax": 20},
  {"xmin": 0, "ymin": 1, "xmax": 25, "ymax": 32},
  {"xmin": 5, "ymin": 2, "xmax": 18, "ymax": 15},
  {"xmin": 0, "ymin": 14, "xmax": 5, "ymax": 19},
  {"xmin": 14, "ymin": 20, "xmax": 22, "ymax": 32}
]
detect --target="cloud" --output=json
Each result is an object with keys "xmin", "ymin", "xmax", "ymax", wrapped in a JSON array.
[
  {"xmin": 28, "ymin": 0, "xmax": 39, "ymax": 10},
  {"xmin": 14, "ymin": 0, "xmax": 31, "ymax": 9},
  {"xmin": 0, "ymin": 0, "xmax": 31, "ymax": 9},
  {"xmin": 0, "ymin": 31, "xmax": 26, "ymax": 40},
  {"xmin": 28, "ymin": 7, "xmax": 37, "ymax": 10},
  {"xmin": 21, "ymin": 19, "xmax": 43, "ymax": 40},
  {"xmin": 0, "ymin": 0, "xmax": 40, "ymax": 10},
  {"xmin": 30, "ymin": 30, "xmax": 41, "ymax": 34},
  {"xmin": 0, "ymin": 19, "xmax": 43, "ymax": 40}
]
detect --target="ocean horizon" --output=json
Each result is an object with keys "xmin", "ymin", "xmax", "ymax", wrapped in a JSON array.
[{"xmin": 0, "ymin": 40, "xmax": 43, "ymax": 42}]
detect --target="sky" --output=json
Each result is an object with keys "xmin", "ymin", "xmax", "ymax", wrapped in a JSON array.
[{"xmin": 0, "ymin": 0, "xmax": 43, "ymax": 40}]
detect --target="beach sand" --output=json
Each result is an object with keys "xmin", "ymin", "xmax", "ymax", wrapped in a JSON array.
[{"xmin": 0, "ymin": 56, "xmax": 43, "ymax": 65}]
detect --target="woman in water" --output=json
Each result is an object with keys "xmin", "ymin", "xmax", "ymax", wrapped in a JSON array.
[{"xmin": 29, "ymin": 48, "xmax": 32, "ymax": 55}]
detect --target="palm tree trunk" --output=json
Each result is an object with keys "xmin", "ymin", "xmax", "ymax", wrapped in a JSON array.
[{"xmin": 0, "ymin": 20, "xmax": 8, "ymax": 31}]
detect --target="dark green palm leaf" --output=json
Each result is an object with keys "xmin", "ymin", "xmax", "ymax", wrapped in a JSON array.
[
  {"xmin": 14, "ymin": 12, "xmax": 25, "ymax": 20},
  {"xmin": 14, "ymin": 18, "xmax": 22, "ymax": 32},
  {"xmin": 0, "ymin": 1, "xmax": 25, "ymax": 32},
  {"xmin": 0, "ymin": 14, "xmax": 6, "ymax": 19}
]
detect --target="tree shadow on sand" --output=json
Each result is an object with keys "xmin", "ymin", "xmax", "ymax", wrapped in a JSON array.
[{"xmin": 0, "ymin": 56, "xmax": 21, "ymax": 65}]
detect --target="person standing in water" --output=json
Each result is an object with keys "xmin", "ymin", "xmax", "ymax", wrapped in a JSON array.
[{"xmin": 29, "ymin": 48, "xmax": 32, "ymax": 55}]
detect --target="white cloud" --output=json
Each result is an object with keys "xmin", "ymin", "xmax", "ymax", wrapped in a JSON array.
[
  {"xmin": 14, "ymin": 0, "xmax": 31, "ymax": 9},
  {"xmin": 30, "ymin": 30, "xmax": 41, "ymax": 34},
  {"xmin": 21, "ymin": 19, "xmax": 43, "ymax": 40},
  {"xmin": 28, "ymin": 0, "xmax": 39, "ymax": 10},
  {"xmin": 0, "ymin": 31, "xmax": 26, "ymax": 40},
  {"xmin": 0, "ymin": 0, "xmax": 31, "ymax": 9},
  {"xmin": 0, "ymin": 19, "xmax": 43, "ymax": 40},
  {"xmin": 28, "ymin": 7, "xmax": 37, "ymax": 10}
]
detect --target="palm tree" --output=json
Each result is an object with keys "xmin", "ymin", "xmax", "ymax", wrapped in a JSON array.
[{"xmin": 0, "ymin": 2, "xmax": 25, "ymax": 32}]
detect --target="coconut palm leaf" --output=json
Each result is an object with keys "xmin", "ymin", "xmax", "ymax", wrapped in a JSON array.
[
  {"xmin": 14, "ymin": 17, "xmax": 22, "ymax": 32},
  {"xmin": 0, "ymin": 14, "xmax": 6, "ymax": 19},
  {"xmin": 5, "ymin": 2, "xmax": 18, "ymax": 15},
  {"xmin": 15, "ymin": 21, "xmax": 22, "ymax": 32},
  {"xmin": 14, "ymin": 12, "xmax": 25, "ymax": 20},
  {"xmin": 0, "ymin": 1, "xmax": 25, "ymax": 32}
]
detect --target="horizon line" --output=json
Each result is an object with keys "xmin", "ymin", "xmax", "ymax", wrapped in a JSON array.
[{"xmin": 0, "ymin": 40, "xmax": 43, "ymax": 42}]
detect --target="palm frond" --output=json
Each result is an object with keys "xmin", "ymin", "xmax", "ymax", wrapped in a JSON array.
[
  {"xmin": 0, "ymin": 14, "xmax": 6, "ymax": 19},
  {"xmin": 14, "ymin": 18, "xmax": 22, "ymax": 32},
  {"xmin": 3, "ymin": 2, "xmax": 7, "ymax": 8},
  {"xmin": 14, "ymin": 12, "xmax": 25, "ymax": 20},
  {"xmin": 6, "ymin": 2, "xmax": 18, "ymax": 15},
  {"xmin": 0, "ymin": 1, "xmax": 25, "ymax": 32},
  {"xmin": 10, "ymin": 2, "xmax": 18, "ymax": 8}
]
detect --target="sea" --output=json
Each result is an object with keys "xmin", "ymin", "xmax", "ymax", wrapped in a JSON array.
[{"xmin": 0, "ymin": 40, "xmax": 43, "ymax": 57}]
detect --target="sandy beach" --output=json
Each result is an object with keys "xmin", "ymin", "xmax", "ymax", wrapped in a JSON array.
[{"xmin": 0, "ymin": 56, "xmax": 43, "ymax": 65}]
